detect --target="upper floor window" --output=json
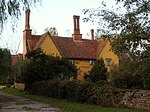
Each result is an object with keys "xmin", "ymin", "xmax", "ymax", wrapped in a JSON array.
[
  {"xmin": 90, "ymin": 60, "xmax": 95, "ymax": 65},
  {"xmin": 106, "ymin": 58, "xmax": 112, "ymax": 66}
]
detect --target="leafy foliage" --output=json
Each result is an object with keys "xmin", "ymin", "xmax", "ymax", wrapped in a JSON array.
[
  {"xmin": 14, "ymin": 48, "xmax": 77, "ymax": 89},
  {"xmin": 109, "ymin": 45, "xmax": 150, "ymax": 90},
  {"xmin": 0, "ymin": 0, "xmax": 41, "ymax": 32},
  {"xmin": 140, "ymin": 48, "xmax": 150, "ymax": 89},
  {"xmin": 88, "ymin": 58, "xmax": 108, "ymax": 82},
  {"xmin": 110, "ymin": 60, "xmax": 142, "ymax": 89},
  {"xmin": 83, "ymin": 0, "xmax": 150, "ymax": 54},
  {"xmin": 83, "ymin": 0, "xmax": 150, "ymax": 89},
  {"xmin": 0, "ymin": 48, "xmax": 12, "ymax": 84},
  {"xmin": 13, "ymin": 59, "xmax": 30, "ymax": 83},
  {"xmin": 31, "ymin": 79, "xmax": 117, "ymax": 107}
]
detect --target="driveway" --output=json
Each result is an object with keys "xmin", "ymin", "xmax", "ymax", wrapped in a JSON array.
[{"xmin": 0, "ymin": 91, "xmax": 61, "ymax": 112}]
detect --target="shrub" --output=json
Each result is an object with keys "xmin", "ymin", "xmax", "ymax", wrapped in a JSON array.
[
  {"xmin": 0, "ymin": 48, "xmax": 12, "ymax": 84},
  {"xmin": 14, "ymin": 48, "xmax": 77, "ymax": 89},
  {"xmin": 89, "ymin": 83, "xmax": 117, "ymax": 107},
  {"xmin": 110, "ymin": 60, "xmax": 143, "ymax": 89},
  {"xmin": 88, "ymin": 58, "xmax": 108, "ymax": 82},
  {"xmin": 13, "ymin": 59, "xmax": 30, "ymax": 83},
  {"xmin": 31, "ymin": 80, "xmax": 118, "ymax": 107}
]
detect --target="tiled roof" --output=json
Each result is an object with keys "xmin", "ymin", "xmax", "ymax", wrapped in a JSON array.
[
  {"xmin": 51, "ymin": 36, "xmax": 106, "ymax": 59},
  {"xmin": 27, "ymin": 35, "xmax": 41, "ymax": 50},
  {"xmin": 28, "ymin": 32, "xmax": 107, "ymax": 59}
]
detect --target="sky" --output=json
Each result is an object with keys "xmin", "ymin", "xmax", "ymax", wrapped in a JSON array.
[{"xmin": 0, "ymin": 0, "xmax": 118, "ymax": 54}]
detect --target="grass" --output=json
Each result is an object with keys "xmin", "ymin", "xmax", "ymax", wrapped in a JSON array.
[
  {"xmin": 1, "ymin": 87, "xmax": 150, "ymax": 112},
  {"xmin": 22, "ymin": 106, "xmax": 36, "ymax": 111}
]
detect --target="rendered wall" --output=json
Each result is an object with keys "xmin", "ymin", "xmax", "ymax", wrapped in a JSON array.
[
  {"xmin": 39, "ymin": 35, "xmax": 61, "ymax": 57},
  {"xmin": 99, "ymin": 40, "xmax": 119, "ymax": 71},
  {"xmin": 74, "ymin": 59, "xmax": 93, "ymax": 80}
]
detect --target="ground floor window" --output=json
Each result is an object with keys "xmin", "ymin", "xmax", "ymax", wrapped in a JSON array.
[{"xmin": 106, "ymin": 58, "xmax": 112, "ymax": 66}]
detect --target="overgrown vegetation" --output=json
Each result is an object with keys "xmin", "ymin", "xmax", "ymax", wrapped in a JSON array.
[
  {"xmin": 83, "ymin": 0, "xmax": 150, "ymax": 90},
  {"xmin": 88, "ymin": 58, "xmax": 108, "ymax": 82},
  {"xmin": 110, "ymin": 60, "xmax": 143, "ymax": 89},
  {"xmin": 0, "ymin": 48, "xmax": 12, "ymax": 84},
  {"xmin": 30, "ymin": 79, "xmax": 118, "ymax": 107},
  {"xmin": 110, "ymin": 57, "xmax": 150, "ymax": 90},
  {"xmin": 14, "ymin": 48, "xmax": 77, "ymax": 89}
]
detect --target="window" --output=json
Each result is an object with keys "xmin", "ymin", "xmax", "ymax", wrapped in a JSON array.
[
  {"xmin": 70, "ymin": 59, "xmax": 74, "ymax": 64},
  {"xmin": 106, "ymin": 58, "xmax": 111, "ymax": 66},
  {"xmin": 90, "ymin": 60, "xmax": 95, "ymax": 65}
]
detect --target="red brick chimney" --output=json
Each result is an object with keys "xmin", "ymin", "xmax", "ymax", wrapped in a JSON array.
[
  {"xmin": 23, "ymin": 9, "xmax": 32, "ymax": 57},
  {"xmin": 25, "ymin": 9, "xmax": 30, "ymax": 29},
  {"xmin": 72, "ymin": 15, "xmax": 82, "ymax": 41},
  {"xmin": 91, "ymin": 29, "xmax": 94, "ymax": 40}
]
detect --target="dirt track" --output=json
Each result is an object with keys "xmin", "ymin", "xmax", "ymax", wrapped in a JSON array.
[{"xmin": 0, "ymin": 91, "xmax": 61, "ymax": 112}]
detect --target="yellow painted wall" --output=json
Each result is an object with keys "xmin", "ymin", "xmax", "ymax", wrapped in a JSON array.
[
  {"xmin": 38, "ymin": 35, "xmax": 93, "ymax": 80},
  {"xmin": 38, "ymin": 35, "xmax": 118, "ymax": 80},
  {"xmin": 74, "ymin": 59, "xmax": 93, "ymax": 80},
  {"xmin": 99, "ymin": 40, "xmax": 119, "ymax": 71},
  {"xmin": 39, "ymin": 35, "xmax": 61, "ymax": 57}
]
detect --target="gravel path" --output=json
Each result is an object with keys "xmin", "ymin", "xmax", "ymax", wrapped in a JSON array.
[{"xmin": 0, "ymin": 91, "xmax": 61, "ymax": 112}]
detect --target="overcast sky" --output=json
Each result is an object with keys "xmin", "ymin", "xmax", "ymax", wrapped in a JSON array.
[{"xmin": 0, "ymin": 0, "xmax": 118, "ymax": 54}]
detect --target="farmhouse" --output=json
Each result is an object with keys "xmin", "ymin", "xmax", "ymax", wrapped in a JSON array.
[{"xmin": 23, "ymin": 9, "xmax": 119, "ymax": 80}]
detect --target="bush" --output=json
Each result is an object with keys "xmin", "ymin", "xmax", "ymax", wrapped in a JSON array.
[
  {"xmin": 14, "ymin": 48, "xmax": 77, "ymax": 89},
  {"xmin": 13, "ymin": 59, "xmax": 30, "ymax": 83},
  {"xmin": 88, "ymin": 58, "xmax": 108, "ymax": 82},
  {"xmin": 89, "ymin": 83, "xmax": 117, "ymax": 107},
  {"xmin": 0, "ymin": 48, "xmax": 12, "ymax": 84},
  {"xmin": 31, "ymin": 80, "xmax": 118, "ymax": 107},
  {"xmin": 110, "ymin": 60, "xmax": 143, "ymax": 89}
]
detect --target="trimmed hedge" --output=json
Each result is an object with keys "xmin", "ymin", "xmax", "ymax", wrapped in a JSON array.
[{"xmin": 31, "ymin": 79, "xmax": 119, "ymax": 107}]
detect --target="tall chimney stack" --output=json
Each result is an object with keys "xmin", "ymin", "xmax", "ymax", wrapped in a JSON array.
[
  {"xmin": 72, "ymin": 15, "xmax": 82, "ymax": 41},
  {"xmin": 91, "ymin": 29, "xmax": 94, "ymax": 40},
  {"xmin": 23, "ymin": 9, "xmax": 32, "ymax": 58},
  {"xmin": 25, "ymin": 9, "xmax": 30, "ymax": 29}
]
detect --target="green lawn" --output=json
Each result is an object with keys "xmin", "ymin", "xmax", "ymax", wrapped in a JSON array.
[{"xmin": 1, "ymin": 87, "xmax": 149, "ymax": 112}]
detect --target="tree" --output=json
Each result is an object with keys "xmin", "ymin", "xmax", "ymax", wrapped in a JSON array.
[
  {"xmin": 0, "ymin": 48, "xmax": 12, "ymax": 84},
  {"xmin": 83, "ymin": 0, "xmax": 150, "ymax": 55},
  {"xmin": 83, "ymin": 1, "xmax": 150, "ymax": 88},
  {"xmin": 0, "ymin": 0, "xmax": 41, "ymax": 33},
  {"xmin": 110, "ymin": 59, "xmax": 143, "ymax": 89},
  {"xmin": 44, "ymin": 27, "xmax": 58, "ymax": 36},
  {"xmin": 15, "ymin": 48, "xmax": 77, "ymax": 89},
  {"xmin": 88, "ymin": 58, "xmax": 108, "ymax": 83},
  {"xmin": 110, "ymin": 47, "xmax": 150, "ymax": 89}
]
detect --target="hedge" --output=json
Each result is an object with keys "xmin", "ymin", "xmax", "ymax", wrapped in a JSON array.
[{"xmin": 31, "ymin": 79, "xmax": 119, "ymax": 107}]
